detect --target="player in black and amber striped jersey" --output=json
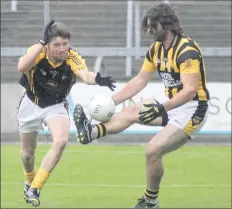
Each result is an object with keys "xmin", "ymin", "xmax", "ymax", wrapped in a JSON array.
[
  {"xmin": 17, "ymin": 20, "xmax": 116, "ymax": 207},
  {"xmin": 142, "ymin": 35, "xmax": 210, "ymax": 102},
  {"xmin": 73, "ymin": 3, "xmax": 210, "ymax": 208}
]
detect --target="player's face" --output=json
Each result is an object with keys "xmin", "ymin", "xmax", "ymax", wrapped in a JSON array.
[
  {"xmin": 147, "ymin": 18, "xmax": 166, "ymax": 42},
  {"xmin": 48, "ymin": 37, "xmax": 70, "ymax": 63}
]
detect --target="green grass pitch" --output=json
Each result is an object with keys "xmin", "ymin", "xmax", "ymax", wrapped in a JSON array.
[{"xmin": 1, "ymin": 144, "xmax": 231, "ymax": 208}]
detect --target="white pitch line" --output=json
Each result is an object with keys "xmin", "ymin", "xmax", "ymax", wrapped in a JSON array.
[
  {"xmin": 1, "ymin": 182, "xmax": 231, "ymax": 188},
  {"xmin": 37, "ymin": 149, "xmax": 230, "ymax": 156}
]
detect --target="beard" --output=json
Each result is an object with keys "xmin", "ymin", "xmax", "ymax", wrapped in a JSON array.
[
  {"xmin": 156, "ymin": 29, "xmax": 166, "ymax": 42},
  {"xmin": 54, "ymin": 55, "xmax": 66, "ymax": 63}
]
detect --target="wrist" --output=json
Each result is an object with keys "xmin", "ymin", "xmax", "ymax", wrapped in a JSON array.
[
  {"xmin": 162, "ymin": 102, "xmax": 170, "ymax": 112},
  {"xmin": 161, "ymin": 104, "xmax": 166, "ymax": 112},
  {"xmin": 94, "ymin": 74, "xmax": 98, "ymax": 84}
]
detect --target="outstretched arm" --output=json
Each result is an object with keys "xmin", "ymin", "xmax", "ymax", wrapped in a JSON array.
[
  {"xmin": 76, "ymin": 70, "xmax": 96, "ymax": 85},
  {"xmin": 113, "ymin": 43, "xmax": 157, "ymax": 105},
  {"xmin": 112, "ymin": 70, "xmax": 153, "ymax": 105},
  {"xmin": 77, "ymin": 70, "xmax": 116, "ymax": 91}
]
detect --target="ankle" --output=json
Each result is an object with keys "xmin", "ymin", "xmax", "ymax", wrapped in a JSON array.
[{"xmin": 144, "ymin": 195, "xmax": 158, "ymax": 204}]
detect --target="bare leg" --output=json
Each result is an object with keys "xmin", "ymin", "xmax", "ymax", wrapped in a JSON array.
[
  {"xmin": 144, "ymin": 124, "xmax": 189, "ymax": 201},
  {"xmin": 19, "ymin": 131, "xmax": 38, "ymax": 183},
  {"xmin": 30, "ymin": 115, "xmax": 69, "ymax": 191},
  {"xmin": 93, "ymin": 98, "xmax": 163, "ymax": 138},
  {"xmin": 40, "ymin": 116, "xmax": 69, "ymax": 172}
]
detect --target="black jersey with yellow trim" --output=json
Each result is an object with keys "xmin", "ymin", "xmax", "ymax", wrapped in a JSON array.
[
  {"xmin": 142, "ymin": 35, "xmax": 210, "ymax": 101},
  {"xmin": 19, "ymin": 46, "xmax": 88, "ymax": 108}
]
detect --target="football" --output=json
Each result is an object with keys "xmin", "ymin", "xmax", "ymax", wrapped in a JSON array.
[{"xmin": 88, "ymin": 94, "xmax": 115, "ymax": 122}]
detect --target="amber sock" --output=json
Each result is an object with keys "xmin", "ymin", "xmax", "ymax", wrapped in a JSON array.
[
  {"xmin": 24, "ymin": 169, "xmax": 36, "ymax": 184},
  {"xmin": 31, "ymin": 168, "xmax": 50, "ymax": 190}
]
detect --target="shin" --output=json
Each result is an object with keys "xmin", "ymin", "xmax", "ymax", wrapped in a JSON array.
[{"xmin": 145, "ymin": 124, "xmax": 189, "ymax": 193}]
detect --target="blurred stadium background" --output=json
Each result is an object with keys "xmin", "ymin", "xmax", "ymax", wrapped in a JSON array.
[{"xmin": 1, "ymin": 0, "xmax": 231, "ymax": 208}]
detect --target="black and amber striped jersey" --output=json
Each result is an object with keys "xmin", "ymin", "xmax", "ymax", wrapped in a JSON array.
[
  {"xmin": 19, "ymin": 45, "xmax": 88, "ymax": 108},
  {"xmin": 142, "ymin": 35, "xmax": 210, "ymax": 101}
]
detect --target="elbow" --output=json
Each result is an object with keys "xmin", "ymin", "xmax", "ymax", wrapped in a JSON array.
[
  {"xmin": 17, "ymin": 62, "xmax": 26, "ymax": 73},
  {"xmin": 18, "ymin": 65, "xmax": 24, "ymax": 73}
]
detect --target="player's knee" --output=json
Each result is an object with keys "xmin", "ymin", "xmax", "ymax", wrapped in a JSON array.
[
  {"xmin": 20, "ymin": 150, "xmax": 35, "ymax": 162},
  {"xmin": 145, "ymin": 143, "xmax": 163, "ymax": 162},
  {"xmin": 52, "ymin": 137, "xmax": 68, "ymax": 153}
]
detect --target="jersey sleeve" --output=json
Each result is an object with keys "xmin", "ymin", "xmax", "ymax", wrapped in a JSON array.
[
  {"xmin": 141, "ymin": 43, "xmax": 156, "ymax": 72},
  {"xmin": 66, "ymin": 48, "xmax": 88, "ymax": 76},
  {"xmin": 177, "ymin": 48, "xmax": 201, "ymax": 74},
  {"xmin": 19, "ymin": 45, "xmax": 46, "ymax": 66}
]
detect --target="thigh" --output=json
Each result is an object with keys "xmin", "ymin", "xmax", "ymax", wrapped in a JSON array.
[
  {"xmin": 19, "ymin": 131, "xmax": 38, "ymax": 153},
  {"xmin": 43, "ymin": 104, "xmax": 70, "ymax": 141},
  {"xmin": 17, "ymin": 95, "xmax": 43, "ymax": 133},
  {"xmin": 116, "ymin": 97, "xmax": 163, "ymax": 126},
  {"xmin": 147, "ymin": 123, "xmax": 190, "ymax": 157},
  {"xmin": 45, "ymin": 116, "xmax": 70, "ymax": 141},
  {"xmin": 168, "ymin": 101, "xmax": 208, "ymax": 139}
]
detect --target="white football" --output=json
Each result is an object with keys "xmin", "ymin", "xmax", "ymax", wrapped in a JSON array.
[{"xmin": 88, "ymin": 94, "xmax": 115, "ymax": 122}]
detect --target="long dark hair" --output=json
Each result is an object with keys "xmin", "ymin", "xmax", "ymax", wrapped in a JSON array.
[{"xmin": 142, "ymin": 3, "xmax": 183, "ymax": 35}]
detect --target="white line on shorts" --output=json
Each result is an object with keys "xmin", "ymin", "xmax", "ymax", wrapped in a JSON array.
[{"xmin": 1, "ymin": 182, "xmax": 231, "ymax": 188}]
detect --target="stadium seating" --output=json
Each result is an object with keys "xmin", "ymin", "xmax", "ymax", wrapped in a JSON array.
[{"xmin": 1, "ymin": 1, "xmax": 231, "ymax": 82}]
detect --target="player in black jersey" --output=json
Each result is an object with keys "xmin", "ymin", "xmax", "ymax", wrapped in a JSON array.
[
  {"xmin": 17, "ymin": 20, "xmax": 116, "ymax": 207},
  {"xmin": 74, "ymin": 3, "xmax": 210, "ymax": 208}
]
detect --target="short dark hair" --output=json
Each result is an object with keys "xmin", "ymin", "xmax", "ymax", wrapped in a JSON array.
[
  {"xmin": 47, "ymin": 22, "xmax": 71, "ymax": 43},
  {"xmin": 142, "ymin": 3, "xmax": 183, "ymax": 34}
]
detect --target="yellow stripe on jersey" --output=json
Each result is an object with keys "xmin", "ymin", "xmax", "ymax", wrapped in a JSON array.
[
  {"xmin": 29, "ymin": 68, "xmax": 35, "ymax": 92},
  {"xmin": 141, "ymin": 35, "xmax": 209, "ymax": 101},
  {"xmin": 171, "ymin": 38, "xmax": 189, "ymax": 73},
  {"xmin": 142, "ymin": 42, "xmax": 161, "ymax": 72},
  {"xmin": 26, "ymin": 67, "xmax": 39, "ymax": 104},
  {"xmin": 167, "ymin": 47, "xmax": 174, "ymax": 73},
  {"xmin": 159, "ymin": 47, "xmax": 165, "ymax": 71},
  {"xmin": 179, "ymin": 59, "xmax": 200, "ymax": 74},
  {"xmin": 66, "ymin": 48, "xmax": 88, "ymax": 76},
  {"xmin": 177, "ymin": 43, "xmax": 209, "ymax": 101}
]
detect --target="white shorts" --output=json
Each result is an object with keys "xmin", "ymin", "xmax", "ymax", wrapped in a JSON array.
[
  {"xmin": 17, "ymin": 94, "xmax": 69, "ymax": 133},
  {"xmin": 166, "ymin": 100, "xmax": 209, "ymax": 139}
]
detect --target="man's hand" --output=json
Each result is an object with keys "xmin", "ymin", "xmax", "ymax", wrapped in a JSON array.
[
  {"xmin": 139, "ymin": 101, "xmax": 166, "ymax": 124},
  {"xmin": 39, "ymin": 20, "xmax": 55, "ymax": 46},
  {"xmin": 95, "ymin": 72, "xmax": 116, "ymax": 91}
]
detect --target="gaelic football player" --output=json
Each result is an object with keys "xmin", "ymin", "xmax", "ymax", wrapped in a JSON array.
[{"xmin": 17, "ymin": 20, "xmax": 116, "ymax": 207}]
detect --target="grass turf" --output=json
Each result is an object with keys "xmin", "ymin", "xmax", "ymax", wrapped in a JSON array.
[{"xmin": 1, "ymin": 145, "xmax": 231, "ymax": 208}]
